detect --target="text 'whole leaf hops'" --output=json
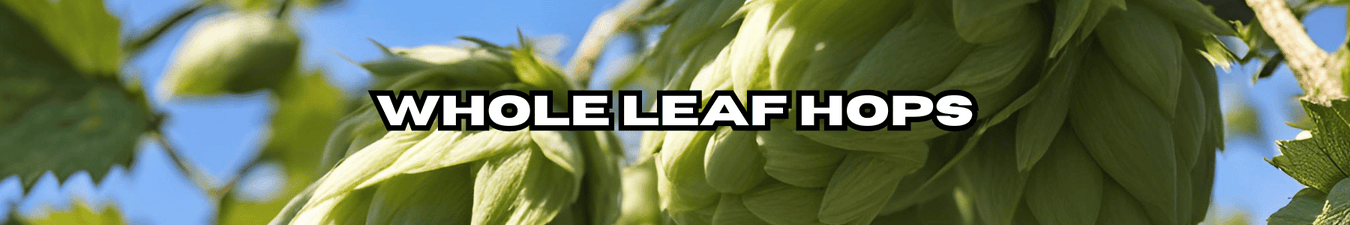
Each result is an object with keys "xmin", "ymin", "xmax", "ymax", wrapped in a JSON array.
[
  {"xmin": 633, "ymin": 0, "xmax": 1230, "ymax": 224},
  {"xmin": 277, "ymin": 39, "xmax": 624, "ymax": 225}
]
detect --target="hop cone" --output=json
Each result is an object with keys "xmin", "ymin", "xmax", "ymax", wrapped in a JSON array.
[
  {"xmin": 636, "ymin": 0, "xmax": 1229, "ymax": 224},
  {"xmin": 957, "ymin": 2, "xmax": 1228, "ymax": 224},
  {"xmin": 277, "ymin": 40, "xmax": 623, "ymax": 225},
  {"xmin": 158, "ymin": 12, "xmax": 301, "ymax": 99}
]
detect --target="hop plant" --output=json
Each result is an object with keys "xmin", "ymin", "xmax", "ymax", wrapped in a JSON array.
[
  {"xmin": 635, "ymin": 0, "xmax": 1230, "ymax": 224},
  {"xmin": 274, "ymin": 39, "xmax": 624, "ymax": 225},
  {"xmin": 158, "ymin": 12, "xmax": 301, "ymax": 99}
]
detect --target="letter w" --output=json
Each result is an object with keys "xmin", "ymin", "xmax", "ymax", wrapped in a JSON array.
[{"xmin": 371, "ymin": 91, "xmax": 440, "ymax": 130}]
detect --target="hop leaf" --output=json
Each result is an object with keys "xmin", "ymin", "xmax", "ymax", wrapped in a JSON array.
[
  {"xmin": 9, "ymin": 200, "xmax": 127, "ymax": 225},
  {"xmin": 1270, "ymin": 188, "xmax": 1328, "ymax": 225},
  {"xmin": 0, "ymin": 0, "xmax": 149, "ymax": 192},
  {"xmin": 1270, "ymin": 99, "xmax": 1350, "ymax": 192},
  {"xmin": 0, "ymin": 0, "xmax": 121, "ymax": 76}
]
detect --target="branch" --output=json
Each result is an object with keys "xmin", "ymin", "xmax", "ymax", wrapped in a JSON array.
[
  {"xmin": 1246, "ymin": 0, "xmax": 1344, "ymax": 103},
  {"xmin": 275, "ymin": 0, "xmax": 293, "ymax": 19},
  {"xmin": 124, "ymin": 3, "xmax": 209, "ymax": 60},
  {"xmin": 565, "ymin": 0, "xmax": 657, "ymax": 88},
  {"xmin": 214, "ymin": 154, "xmax": 265, "ymax": 197},
  {"xmin": 150, "ymin": 131, "xmax": 220, "ymax": 197}
]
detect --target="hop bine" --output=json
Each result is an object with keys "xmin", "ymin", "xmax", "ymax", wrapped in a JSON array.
[
  {"xmin": 272, "ymin": 39, "xmax": 624, "ymax": 225},
  {"xmin": 630, "ymin": 0, "xmax": 1230, "ymax": 224}
]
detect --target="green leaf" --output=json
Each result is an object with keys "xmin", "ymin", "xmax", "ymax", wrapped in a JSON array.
[
  {"xmin": 11, "ymin": 200, "xmax": 127, "ymax": 225},
  {"xmin": 1198, "ymin": 35, "xmax": 1237, "ymax": 71},
  {"xmin": 0, "ymin": 1, "xmax": 148, "ymax": 192},
  {"xmin": 1316, "ymin": 178, "xmax": 1350, "ymax": 224},
  {"xmin": 1270, "ymin": 188, "xmax": 1326, "ymax": 225},
  {"xmin": 1227, "ymin": 100, "xmax": 1264, "ymax": 140},
  {"xmin": 219, "ymin": 0, "xmax": 273, "ymax": 10},
  {"xmin": 0, "ymin": 0, "xmax": 121, "ymax": 76},
  {"xmin": 1271, "ymin": 99, "xmax": 1350, "ymax": 192},
  {"xmin": 1207, "ymin": 209, "xmax": 1253, "ymax": 225},
  {"xmin": 220, "ymin": 0, "xmax": 343, "ymax": 11},
  {"xmin": 0, "ymin": 87, "xmax": 148, "ymax": 190},
  {"xmin": 260, "ymin": 71, "xmax": 345, "ymax": 175},
  {"xmin": 217, "ymin": 71, "xmax": 344, "ymax": 225}
]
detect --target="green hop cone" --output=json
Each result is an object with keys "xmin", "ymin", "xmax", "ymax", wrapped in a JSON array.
[
  {"xmin": 318, "ymin": 42, "xmax": 521, "ymax": 170},
  {"xmin": 639, "ymin": 0, "xmax": 1038, "ymax": 223},
  {"xmin": 277, "ymin": 40, "xmax": 622, "ymax": 225},
  {"xmin": 954, "ymin": 0, "xmax": 1226, "ymax": 223},
  {"xmin": 804, "ymin": 0, "xmax": 1043, "ymax": 151},
  {"xmin": 158, "ymin": 12, "xmax": 300, "ymax": 100},
  {"xmin": 639, "ymin": 0, "xmax": 1229, "ymax": 224}
]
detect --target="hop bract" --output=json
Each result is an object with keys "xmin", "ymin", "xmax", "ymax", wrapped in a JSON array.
[
  {"xmin": 636, "ymin": 0, "xmax": 1229, "ymax": 224},
  {"xmin": 279, "ymin": 40, "xmax": 623, "ymax": 225}
]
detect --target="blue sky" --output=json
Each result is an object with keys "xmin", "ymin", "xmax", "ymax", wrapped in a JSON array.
[{"xmin": 0, "ymin": 0, "xmax": 1344, "ymax": 224}]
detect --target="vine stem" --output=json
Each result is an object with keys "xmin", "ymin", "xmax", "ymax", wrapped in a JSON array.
[
  {"xmin": 149, "ymin": 130, "xmax": 221, "ymax": 197},
  {"xmin": 1246, "ymin": 0, "xmax": 1345, "ymax": 103},
  {"xmin": 124, "ymin": 3, "xmax": 208, "ymax": 60},
  {"xmin": 275, "ymin": 0, "xmax": 293, "ymax": 18},
  {"xmin": 565, "ymin": 0, "xmax": 657, "ymax": 88}
]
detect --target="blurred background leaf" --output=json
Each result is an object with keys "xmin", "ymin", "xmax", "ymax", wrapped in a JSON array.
[
  {"xmin": 217, "ymin": 0, "xmax": 343, "ymax": 11},
  {"xmin": 214, "ymin": 70, "xmax": 343, "ymax": 225},
  {"xmin": 0, "ymin": 0, "xmax": 121, "ymax": 76},
  {"xmin": 0, "ymin": 0, "xmax": 151, "ymax": 192},
  {"xmin": 1201, "ymin": 207, "xmax": 1254, "ymax": 225},
  {"xmin": 6, "ymin": 200, "xmax": 127, "ymax": 225}
]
